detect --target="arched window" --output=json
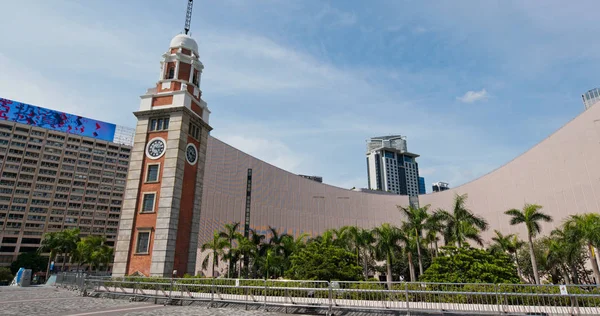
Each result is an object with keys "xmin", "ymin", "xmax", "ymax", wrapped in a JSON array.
[{"xmin": 166, "ymin": 67, "xmax": 175, "ymax": 79}]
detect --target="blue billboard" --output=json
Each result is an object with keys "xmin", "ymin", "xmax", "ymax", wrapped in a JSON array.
[{"xmin": 0, "ymin": 97, "xmax": 116, "ymax": 142}]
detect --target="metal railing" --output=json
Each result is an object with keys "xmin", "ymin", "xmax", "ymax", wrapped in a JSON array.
[{"xmin": 56, "ymin": 273, "xmax": 600, "ymax": 315}]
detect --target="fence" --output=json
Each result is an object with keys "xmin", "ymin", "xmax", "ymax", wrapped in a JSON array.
[{"xmin": 56, "ymin": 273, "xmax": 600, "ymax": 315}]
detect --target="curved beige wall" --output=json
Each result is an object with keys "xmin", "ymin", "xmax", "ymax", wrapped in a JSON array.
[
  {"xmin": 198, "ymin": 137, "xmax": 409, "ymax": 246},
  {"xmin": 420, "ymin": 104, "xmax": 600, "ymax": 241},
  {"xmin": 196, "ymin": 103, "xmax": 600, "ymax": 274}
]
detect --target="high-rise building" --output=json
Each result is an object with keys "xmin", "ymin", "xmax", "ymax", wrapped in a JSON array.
[
  {"xmin": 366, "ymin": 135, "xmax": 421, "ymax": 196},
  {"xmin": 113, "ymin": 29, "xmax": 211, "ymax": 277},
  {"xmin": 432, "ymin": 181, "xmax": 450, "ymax": 192},
  {"xmin": 0, "ymin": 97, "xmax": 134, "ymax": 268},
  {"xmin": 582, "ymin": 88, "xmax": 600, "ymax": 110},
  {"xmin": 418, "ymin": 177, "xmax": 426, "ymax": 195},
  {"xmin": 299, "ymin": 175, "xmax": 323, "ymax": 183}
]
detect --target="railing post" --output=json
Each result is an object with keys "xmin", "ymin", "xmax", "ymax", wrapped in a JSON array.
[
  {"xmin": 263, "ymin": 279, "xmax": 267, "ymax": 311},
  {"xmin": 133, "ymin": 280, "xmax": 138, "ymax": 302},
  {"xmin": 154, "ymin": 282, "xmax": 158, "ymax": 305},
  {"xmin": 210, "ymin": 277, "xmax": 215, "ymax": 308},
  {"xmin": 405, "ymin": 282, "xmax": 410, "ymax": 312},
  {"xmin": 495, "ymin": 284, "xmax": 501, "ymax": 314},
  {"xmin": 328, "ymin": 281, "xmax": 333, "ymax": 316},
  {"xmin": 168, "ymin": 276, "xmax": 174, "ymax": 306}
]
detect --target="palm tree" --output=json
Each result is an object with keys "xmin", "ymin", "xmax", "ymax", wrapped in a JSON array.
[
  {"xmin": 564, "ymin": 214, "xmax": 600, "ymax": 284},
  {"xmin": 267, "ymin": 226, "xmax": 290, "ymax": 254},
  {"xmin": 489, "ymin": 230, "xmax": 525, "ymax": 279},
  {"xmin": 57, "ymin": 228, "xmax": 80, "ymax": 271},
  {"xmin": 545, "ymin": 230, "xmax": 581, "ymax": 284},
  {"xmin": 76, "ymin": 235, "xmax": 105, "ymax": 272},
  {"xmin": 94, "ymin": 245, "xmax": 114, "ymax": 272},
  {"xmin": 372, "ymin": 223, "xmax": 404, "ymax": 287},
  {"xmin": 398, "ymin": 204, "xmax": 432, "ymax": 275},
  {"xmin": 342, "ymin": 226, "xmax": 375, "ymax": 280},
  {"xmin": 505, "ymin": 203, "xmax": 552, "ymax": 285},
  {"xmin": 39, "ymin": 231, "xmax": 60, "ymax": 275},
  {"xmin": 201, "ymin": 231, "xmax": 229, "ymax": 277},
  {"xmin": 248, "ymin": 229, "xmax": 266, "ymax": 278},
  {"xmin": 399, "ymin": 227, "xmax": 418, "ymax": 282},
  {"xmin": 424, "ymin": 212, "xmax": 445, "ymax": 257},
  {"xmin": 437, "ymin": 194, "xmax": 488, "ymax": 248},
  {"xmin": 219, "ymin": 222, "xmax": 242, "ymax": 278},
  {"xmin": 280, "ymin": 233, "xmax": 308, "ymax": 276}
]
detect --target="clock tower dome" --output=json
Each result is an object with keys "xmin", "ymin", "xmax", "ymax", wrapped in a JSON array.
[{"xmin": 113, "ymin": 8, "xmax": 211, "ymax": 276}]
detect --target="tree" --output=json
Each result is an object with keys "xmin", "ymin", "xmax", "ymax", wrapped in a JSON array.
[
  {"xmin": 201, "ymin": 231, "xmax": 228, "ymax": 277},
  {"xmin": 544, "ymin": 231, "xmax": 581, "ymax": 284},
  {"xmin": 436, "ymin": 194, "xmax": 488, "ymax": 248},
  {"xmin": 248, "ymin": 229, "xmax": 266, "ymax": 278},
  {"xmin": 398, "ymin": 204, "xmax": 431, "ymax": 276},
  {"xmin": 94, "ymin": 245, "xmax": 114, "ymax": 272},
  {"xmin": 342, "ymin": 226, "xmax": 375, "ymax": 280},
  {"xmin": 505, "ymin": 204, "xmax": 552, "ymax": 284},
  {"xmin": 39, "ymin": 231, "xmax": 60, "ymax": 275},
  {"xmin": 56, "ymin": 228, "xmax": 80, "ymax": 271},
  {"xmin": 286, "ymin": 239, "xmax": 362, "ymax": 281},
  {"xmin": 489, "ymin": 230, "xmax": 524, "ymax": 279},
  {"xmin": 10, "ymin": 251, "xmax": 48, "ymax": 275},
  {"xmin": 424, "ymin": 212, "xmax": 445, "ymax": 257},
  {"xmin": 372, "ymin": 223, "xmax": 404, "ymax": 287},
  {"xmin": 564, "ymin": 214, "xmax": 600, "ymax": 284},
  {"xmin": 219, "ymin": 222, "xmax": 242, "ymax": 278},
  {"xmin": 400, "ymin": 226, "xmax": 418, "ymax": 282},
  {"xmin": 0, "ymin": 267, "xmax": 12, "ymax": 285},
  {"xmin": 420, "ymin": 246, "xmax": 519, "ymax": 284},
  {"xmin": 77, "ymin": 235, "xmax": 105, "ymax": 272},
  {"xmin": 280, "ymin": 233, "xmax": 308, "ymax": 277}
]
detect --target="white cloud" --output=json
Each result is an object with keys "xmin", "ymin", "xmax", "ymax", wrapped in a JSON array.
[
  {"xmin": 217, "ymin": 134, "xmax": 304, "ymax": 173},
  {"xmin": 457, "ymin": 89, "xmax": 489, "ymax": 103},
  {"xmin": 0, "ymin": 1, "xmax": 524, "ymax": 191}
]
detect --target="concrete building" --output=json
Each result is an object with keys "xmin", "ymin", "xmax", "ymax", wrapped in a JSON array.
[
  {"xmin": 366, "ymin": 135, "xmax": 421, "ymax": 196},
  {"xmin": 195, "ymin": 101, "xmax": 600, "ymax": 275},
  {"xmin": 298, "ymin": 175, "xmax": 323, "ymax": 183},
  {"xmin": 0, "ymin": 97, "xmax": 134, "ymax": 268},
  {"xmin": 582, "ymin": 88, "xmax": 600, "ymax": 110},
  {"xmin": 432, "ymin": 181, "xmax": 450, "ymax": 192},
  {"xmin": 418, "ymin": 177, "xmax": 426, "ymax": 195}
]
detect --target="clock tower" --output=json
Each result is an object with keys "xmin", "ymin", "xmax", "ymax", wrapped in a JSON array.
[{"xmin": 112, "ymin": 24, "xmax": 211, "ymax": 277}]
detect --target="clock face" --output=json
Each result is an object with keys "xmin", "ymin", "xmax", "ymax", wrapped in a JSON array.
[
  {"xmin": 146, "ymin": 138, "xmax": 166, "ymax": 159},
  {"xmin": 186, "ymin": 143, "xmax": 198, "ymax": 165}
]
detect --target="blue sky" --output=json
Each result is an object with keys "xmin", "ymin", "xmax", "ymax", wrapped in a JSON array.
[{"xmin": 1, "ymin": 1, "xmax": 597, "ymax": 191}]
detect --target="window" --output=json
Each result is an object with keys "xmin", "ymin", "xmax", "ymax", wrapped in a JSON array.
[
  {"xmin": 135, "ymin": 231, "xmax": 151, "ymax": 254},
  {"xmin": 188, "ymin": 122, "xmax": 200, "ymax": 140},
  {"xmin": 166, "ymin": 67, "xmax": 175, "ymax": 79},
  {"xmin": 141, "ymin": 193, "xmax": 156, "ymax": 213},
  {"xmin": 146, "ymin": 164, "xmax": 159, "ymax": 182},
  {"xmin": 192, "ymin": 72, "xmax": 199, "ymax": 86},
  {"xmin": 149, "ymin": 117, "xmax": 170, "ymax": 132}
]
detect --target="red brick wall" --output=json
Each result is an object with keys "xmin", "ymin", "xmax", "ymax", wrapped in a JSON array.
[
  {"xmin": 191, "ymin": 100, "xmax": 203, "ymax": 117},
  {"xmin": 126, "ymin": 131, "xmax": 168, "ymax": 276},
  {"xmin": 152, "ymin": 96, "xmax": 173, "ymax": 107},
  {"xmin": 178, "ymin": 62, "xmax": 191, "ymax": 81}
]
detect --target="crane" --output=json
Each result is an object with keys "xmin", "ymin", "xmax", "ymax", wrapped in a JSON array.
[{"xmin": 184, "ymin": 0, "xmax": 193, "ymax": 35}]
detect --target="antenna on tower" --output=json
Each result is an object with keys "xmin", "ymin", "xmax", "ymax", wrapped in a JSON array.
[{"xmin": 184, "ymin": 0, "xmax": 194, "ymax": 35}]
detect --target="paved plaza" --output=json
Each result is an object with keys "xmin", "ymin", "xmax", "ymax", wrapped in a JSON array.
[{"xmin": 0, "ymin": 286, "xmax": 311, "ymax": 316}]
